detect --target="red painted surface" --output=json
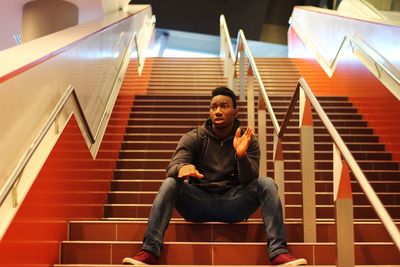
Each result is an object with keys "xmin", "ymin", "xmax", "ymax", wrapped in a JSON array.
[
  {"xmin": 289, "ymin": 19, "xmax": 400, "ymax": 161},
  {"xmin": 301, "ymin": 97, "xmax": 313, "ymax": 127},
  {"xmin": 337, "ymin": 160, "xmax": 352, "ymax": 200},
  {"xmin": 0, "ymin": 59, "xmax": 151, "ymax": 266}
]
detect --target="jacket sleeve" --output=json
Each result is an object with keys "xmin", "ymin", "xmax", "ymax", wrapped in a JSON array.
[
  {"xmin": 166, "ymin": 133, "xmax": 197, "ymax": 178},
  {"xmin": 236, "ymin": 136, "xmax": 260, "ymax": 185}
]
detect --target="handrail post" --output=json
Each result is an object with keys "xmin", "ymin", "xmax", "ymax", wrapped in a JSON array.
[
  {"xmin": 258, "ymin": 99, "xmax": 267, "ymax": 177},
  {"xmin": 229, "ymin": 68, "xmax": 237, "ymax": 94},
  {"xmin": 299, "ymin": 88, "xmax": 317, "ymax": 242},
  {"xmin": 333, "ymin": 144, "xmax": 355, "ymax": 267},
  {"xmin": 273, "ymin": 132, "xmax": 285, "ymax": 217},
  {"xmin": 220, "ymin": 24, "xmax": 228, "ymax": 78},
  {"xmin": 238, "ymin": 42, "xmax": 245, "ymax": 101},
  {"xmin": 246, "ymin": 67, "xmax": 255, "ymax": 131}
]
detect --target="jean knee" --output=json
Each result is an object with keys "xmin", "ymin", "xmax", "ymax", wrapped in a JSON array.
[
  {"xmin": 159, "ymin": 177, "xmax": 180, "ymax": 194},
  {"xmin": 258, "ymin": 177, "xmax": 278, "ymax": 194}
]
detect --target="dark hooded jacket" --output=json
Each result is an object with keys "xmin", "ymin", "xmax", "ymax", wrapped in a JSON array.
[{"xmin": 166, "ymin": 118, "xmax": 260, "ymax": 193}]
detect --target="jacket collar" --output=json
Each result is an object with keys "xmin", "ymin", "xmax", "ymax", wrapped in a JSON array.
[{"xmin": 203, "ymin": 117, "xmax": 241, "ymax": 141}]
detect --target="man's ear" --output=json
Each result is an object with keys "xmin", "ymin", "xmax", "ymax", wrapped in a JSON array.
[{"xmin": 234, "ymin": 108, "xmax": 239, "ymax": 117}]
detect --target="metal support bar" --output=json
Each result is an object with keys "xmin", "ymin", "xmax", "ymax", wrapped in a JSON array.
[
  {"xmin": 239, "ymin": 45, "xmax": 245, "ymax": 101},
  {"xmin": 246, "ymin": 67, "xmax": 255, "ymax": 131},
  {"xmin": 333, "ymin": 144, "xmax": 355, "ymax": 267},
  {"xmin": 273, "ymin": 133, "xmax": 285, "ymax": 218},
  {"xmin": 229, "ymin": 69, "xmax": 237, "ymax": 94},
  {"xmin": 258, "ymin": 100, "xmax": 267, "ymax": 177},
  {"xmin": 299, "ymin": 89, "xmax": 317, "ymax": 242}
]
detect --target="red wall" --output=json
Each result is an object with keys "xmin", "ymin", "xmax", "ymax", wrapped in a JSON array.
[{"xmin": 288, "ymin": 22, "xmax": 400, "ymax": 161}]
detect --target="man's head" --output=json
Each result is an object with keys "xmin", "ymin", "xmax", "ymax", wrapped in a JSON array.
[
  {"xmin": 209, "ymin": 87, "xmax": 238, "ymax": 131},
  {"xmin": 211, "ymin": 87, "xmax": 237, "ymax": 108}
]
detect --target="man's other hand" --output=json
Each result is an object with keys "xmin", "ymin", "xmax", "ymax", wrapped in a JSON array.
[
  {"xmin": 178, "ymin": 164, "xmax": 204, "ymax": 179},
  {"xmin": 233, "ymin": 127, "xmax": 254, "ymax": 158}
]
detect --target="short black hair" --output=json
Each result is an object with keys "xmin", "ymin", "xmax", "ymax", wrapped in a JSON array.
[{"xmin": 211, "ymin": 87, "xmax": 237, "ymax": 108}]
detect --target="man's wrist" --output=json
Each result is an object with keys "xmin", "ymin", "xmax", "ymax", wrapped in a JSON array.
[{"xmin": 236, "ymin": 152, "xmax": 247, "ymax": 159}]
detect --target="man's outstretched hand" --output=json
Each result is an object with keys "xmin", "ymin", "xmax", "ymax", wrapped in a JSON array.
[
  {"xmin": 178, "ymin": 164, "xmax": 204, "ymax": 179},
  {"xmin": 233, "ymin": 127, "xmax": 254, "ymax": 158}
]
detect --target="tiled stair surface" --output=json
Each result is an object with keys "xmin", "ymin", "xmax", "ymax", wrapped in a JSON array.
[{"xmin": 57, "ymin": 58, "xmax": 400, "ymax": 266}]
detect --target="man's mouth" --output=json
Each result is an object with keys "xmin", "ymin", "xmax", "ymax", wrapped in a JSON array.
[{"xmin": 214, "ymin": 118, "xmax": 224, "ymax": 123}]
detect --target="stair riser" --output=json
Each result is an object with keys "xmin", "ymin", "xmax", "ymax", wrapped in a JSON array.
[
  {"xmin": 119, "ymin": 142, "xmax": 386, "ymax": 151},
  {"xmin": 69, "ymin": 222, "xmax": 399, "ymax": 243},
  {"xmin": 122, "ymin": 119, "xmax": 368, "ymax": 128},
  {"xmin": 107, "ymin": 192, "xmax": 400, "ymax": 206},
  {"xmin": 128, "ymin": 113, "xmax": 363, "ymax": 121},
  {"xmin": 131, "ymin": 106, "xmax": 359, "ymax": 114},
  {"xmin": 122, "ymin": 134, "xmax": 380, "ymax": 143},
  {"xmin": 60, "ymin": 242, "xmax": 400, "ymax": 265},
  {"xmin": 112, "ymin": 170, "xmax": 400, "ymax": 186},
  {"xmin": 115, "ymin": 159, "xmax": 399, "ymax": 171},
  {"xmin": 103, "ymin": 205, "xmax": 400, "ymax": 219},
  {"xmin": 123, "ymin": 123, "xmax": 372, "ymax": 135},
  {"xmin": 117, "ymin": 150, "xmax": 392, "ymax": 161}
]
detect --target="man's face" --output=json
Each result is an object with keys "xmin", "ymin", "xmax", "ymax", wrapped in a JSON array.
[{"xmin": 209, "ymin": 95, "xmax": 237, "ymax": 129}]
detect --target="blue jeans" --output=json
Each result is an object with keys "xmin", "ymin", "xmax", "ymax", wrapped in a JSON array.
[{"xmin": 142, "ymin": 176, "xmax": 288, "ymax": 260}]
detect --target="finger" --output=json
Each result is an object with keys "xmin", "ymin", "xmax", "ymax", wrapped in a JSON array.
[
  {"xmin": 178, "ymin": 170, "xmax": 193, "ymax": 178},
  {"xmin": 244, "ymin": 127, "xmax": 251, "ymax": 139},
  {"xmin": 235, "ymin": 128, "xmax": 241, "ymax": 138},
  {"xmin": 178, "ymin": 170, "xmax": 203, "ymax": 179},
  {"xmin": 248, "ymin": 128, "xmax": 254, "ymax": 139},
  {"xmin": 194, "ymin": 170, "xmax": 204, "ymax": 179}
]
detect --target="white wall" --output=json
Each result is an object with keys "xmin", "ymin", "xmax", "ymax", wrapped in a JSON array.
[
  {"xmin": 0, "ymin": 0, "xmax": 109, "ymax": 51},
  {"xmin": 0, "ymin": 0, "xmax": 26, "ymax": 51}
]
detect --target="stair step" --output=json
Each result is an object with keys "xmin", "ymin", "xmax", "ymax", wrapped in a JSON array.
[
  {"xmin": 113, "ymin": 158, "xmax": 399, "ymax": 170},
  {"xmin": 103, "ymin": 203, "xmax": 400, "ymax": 219},
  {"xmin": 60, "ymin": 240, "xmax": 400, "ymax": 265},
  {"xmin": 106, "ymin": 191, "xmax": 400, "ymax": 206},
  {"xmin": 117, "ymin": 141, "xmax": 386, "ymax": 151},
  {"xmin": 116, "ymin": 149, "xmax": 391, "ymax": 161},
  {"xmin": 120, "ymin": 132, "xmax": 380, "ymax": 143},
  {"xmin": 57, "ymin": 58, "xmax": 400, "ymax": 267},
  {"xmin": 68, "ymin": 220, "xmax": 400, "ymax": 243},
  {"xmin": 111, "ymin": 169, "xmax": 400, "ymax": 183}
]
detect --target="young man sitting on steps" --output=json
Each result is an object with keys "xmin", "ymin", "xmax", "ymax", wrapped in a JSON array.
[{"xmin": 122, "ymin": 87, "xmax": 307, "ymax": 266}]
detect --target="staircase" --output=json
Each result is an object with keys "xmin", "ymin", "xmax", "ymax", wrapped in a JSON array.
[{"xmin": 56, "ymin": 58, "xmax": 400, "ymax": 266}]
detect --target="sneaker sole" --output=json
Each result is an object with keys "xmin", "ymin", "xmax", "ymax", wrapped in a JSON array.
[
  {"xmin": 278, "ymin": 258, "xmax": 308, "ymax": 266},
  {"xmin": 122, "ymin": 257, "xmax": 148, "ymax": 265}
]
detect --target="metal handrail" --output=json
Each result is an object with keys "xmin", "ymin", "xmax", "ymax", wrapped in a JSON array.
[
  {"xmin": 299, "ymin": 77, "xmax": 400, "ymax": 251},
  {"xmin": 219, "ymin": 16, "xmax": 281, "ymax": 134},
  {"xmin": 136, "ymin": 15, "xmax": 156, "ymax": 75},
  {"xmin": 0, "ymin": 85, "xmax": 93, "ymax": 206},
  {"xmin": 219, "ymin": 13, "xmax": 400, "ymax": 258},
  {"xmin": 219, "ymin": 15, "xmax": 235, "ymax": 62},
  {"xmin": 350, "ymin": 34, "xmax": 400, "ymax": 84},
  {"xmin": 0, "ymin": 14, "xmax": 156, "ymax": 207},
  {"xmin": 289, "ymin": 16, "xmax": 400, "ymax": 100},
  {"xmin": 236, "ymin": 30, "xmax": 282, "ymax": 133},
  {"xmin": 340, "ymin": 0, "xmax": 388, "ymax": 19}
]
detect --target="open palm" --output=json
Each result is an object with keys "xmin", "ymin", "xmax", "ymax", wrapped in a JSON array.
[{"xmin": 233, "ymin": 127, "xmax": 254, "ymax": 158}]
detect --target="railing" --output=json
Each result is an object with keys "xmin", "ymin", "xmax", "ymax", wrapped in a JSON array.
[
  {"xmin": 292, "ymin": 78, "xmax": 400, "ymax": 264},
  {"xmin": 338, "ymin": 0, "xmax": 390, "ymax": 19},
  {"xmin": 0, "ymin": 11, "xmax": 155, "ymax": 239},
  {"xmin": 289, "ymin": 15, "xmax": 400, "ymax": 100},
  {"xmin": 220, "ymin": 14, "xmax": 400, "ymax": 266},
  {"xmin": 135, "ymin": 15, "xmax": 156, "ymax": 75},
  {"xmin": 0, "ymin": 30, "xmax": 138, "ymax": 208}
]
